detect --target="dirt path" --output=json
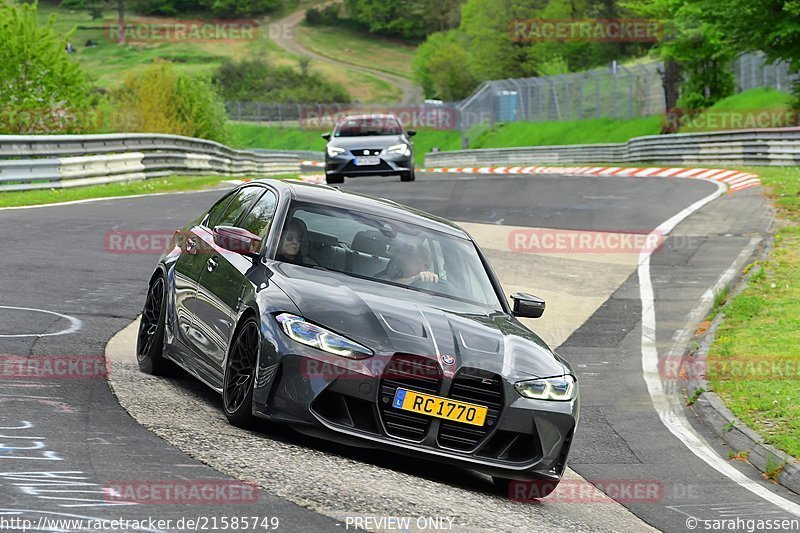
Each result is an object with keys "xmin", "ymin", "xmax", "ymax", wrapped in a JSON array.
[{"xmin": 269, "ymin": 6, "xmax": 423, "ymax": 104}]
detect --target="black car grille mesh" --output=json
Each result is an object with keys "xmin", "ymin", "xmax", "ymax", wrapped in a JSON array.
[
  {"xmin": 350, "ymin": 148, "xmax": 382, "ymax": 156},
  {"xmin": 437, "ymin": 368, "xmax": 503, "ymax": 451},
  {"xmin": 379, "ymin": 354, "xmax": 442, "ymax": 441}
]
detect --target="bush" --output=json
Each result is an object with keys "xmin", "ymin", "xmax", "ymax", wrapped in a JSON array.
[
  {"xmin": 205, "ymin": 0, "xmax": 280, "ymax": 17},
  {"xmin": 0, "ymin": 2, "xmax": 94, "ymax": 134},
  {"xmin": 305, "ymin": 5, "xmax": 341, "ymax": 26},
  {"xmin": 136, "ymin": 0, "xmax": 282, "ymax": 17},
  {"xmin": 213, "ymin": 59, "xmax": 351, "ymax": 103},
  {"xmin": 111, "ymin": 63, "xmax": 230, "ymax": 143}
]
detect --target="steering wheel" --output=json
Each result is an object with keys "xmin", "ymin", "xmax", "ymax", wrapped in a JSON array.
[{"xmin": 411, "ymin": 277, "xmax": 457, "ymax": 293}]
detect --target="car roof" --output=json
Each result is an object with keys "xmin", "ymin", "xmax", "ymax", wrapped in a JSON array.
[
  {"xmin": 337, "ymin": 113, "xmax": 399, "ymax": 122},
  {"xmin": 252, "ymin": 179, "xmax": 469, "ymax": 239}
]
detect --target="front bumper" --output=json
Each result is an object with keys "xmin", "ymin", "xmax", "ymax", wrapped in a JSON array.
[
  {"xmin": 325, "ymin": 152, "xmax": 413, "ymax": 178},
  {"xmin": 253, "ymin": 346, "xmax": 578, "ymax": 481}
]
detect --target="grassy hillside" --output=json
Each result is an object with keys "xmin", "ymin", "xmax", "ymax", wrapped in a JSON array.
[
  {"xmin": 36, "ymin": 2, "xmax": 401, "ymax": 102},
  {"xmin": 295, "ymin": 23, "xmax": 416, "ymax": 79}
]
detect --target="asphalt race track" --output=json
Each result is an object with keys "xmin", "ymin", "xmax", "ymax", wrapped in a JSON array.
[{"xmin": 1, "ymin": 170, "xmax": 798, "ymax": 532}]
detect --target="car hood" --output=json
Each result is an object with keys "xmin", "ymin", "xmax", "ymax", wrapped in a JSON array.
[
  {"xmin": 329, "ymin": 134, "xmax": 406, "ymax": 151},
  {"xmin": 270, "ymin": 264, "xmax": 567, "ymax": 380}
]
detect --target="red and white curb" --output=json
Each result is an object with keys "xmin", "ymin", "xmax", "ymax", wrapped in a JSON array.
[
  {"xmin": 416, "ymin": 165, "xmax": 760, "ymax": 193},
  {"xmin": 301, "ymin": 160, "xmax": 325, "ymax": 168},
  {"xmin": 297, "ymin": 174, "xmax": 325, "ymax": 184}
]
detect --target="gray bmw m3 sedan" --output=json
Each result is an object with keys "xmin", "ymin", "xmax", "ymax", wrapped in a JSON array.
[{"xmin": 137, "ymin": 179, "xmax": 578, "ymax": 494}]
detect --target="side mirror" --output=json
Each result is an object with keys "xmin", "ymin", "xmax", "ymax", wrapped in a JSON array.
[
  {"xmin": 406, "ymin": 130, "xmax": 416, "ymax": 137},
  {"xmin": 510, "ymin": 292, "xmax": 545, "ymax": 319},
  {"xmin": 213, "ymin": 226, "xmax": 261, "ymax": 259},
  {"xmin": 321, "ymin": 133, "xmax": 331, "ymax": 141}
]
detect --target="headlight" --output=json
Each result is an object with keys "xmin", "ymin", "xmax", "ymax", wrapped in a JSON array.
[
  {"xmin": 275, "ymin": 313, "xmax": 372, "ymax": 359},
  {"xmin": 327, "ymin": 146, "xmax": 346, "ymax": 157},
  {"xmin": 514, "ymin": 375, "xmax": 576, "ymax": 401},
  {"xmin": 386, "ymin": 144, "xmax": 411, "ymax": 156}
]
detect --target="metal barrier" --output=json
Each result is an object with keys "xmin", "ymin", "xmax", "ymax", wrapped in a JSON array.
[
  {"xmin": 0, "ymin": 133, "xmax": 301, "ymax": 192},
  {"xmin": 425, "ymin": 128, "xmax": 800, "ymax": 168}
]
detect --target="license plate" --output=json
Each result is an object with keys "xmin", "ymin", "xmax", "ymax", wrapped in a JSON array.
[
  {"xmin": 392, "ymin": 388, "xmax": 488, "ymax": 426},
  {"xmin": 355, "ymin": 156, "xmax": 380, "ymax": 166}
]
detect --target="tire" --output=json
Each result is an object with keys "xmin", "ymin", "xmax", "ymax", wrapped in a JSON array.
[
  {"xmin": 136, "ymin": 275, "xmax": 168, "ymax": 375},
  {"xmin": 222, "ymin": 317, "xmax": 261, "ymax": 428},
  {"xmin": 400, "ymin": 168, "xmax": 416, "ymax": 182},
  {"xmin": 326, "ymin": 173, "xmax": 344, "ymax": 184},
  {"xmin": 493, "ymin": 475, "xmax": 560, "ymax": 500}
]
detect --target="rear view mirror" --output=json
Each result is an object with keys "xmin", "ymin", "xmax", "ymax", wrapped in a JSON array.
[
  {"xmin": 321, "ymin": 133, "xmax": 331, "ymax": 141},
  {"xmin": 510, "ymin": 292, "xmax": 545, "ymax": 319},
  {"xmin": 213, "ymin": 226, "xmax": 261, "ymax": 259},
  {"xmin": 406, "ymin": 130, "xmax": 417, "ymax": 137}
]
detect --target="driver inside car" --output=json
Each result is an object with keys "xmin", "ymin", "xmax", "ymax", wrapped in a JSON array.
[
  {"xmin": 276, "ymin": 218, "xmax": 317, "ymax": 267},
  {"xmin": 386, "ymin": 244, "xmax": 439, "ymax": 285}
]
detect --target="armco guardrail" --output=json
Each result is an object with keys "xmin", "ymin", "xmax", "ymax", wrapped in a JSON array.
[
  {"xmin": 250, "ymin": 148, "xmax": 324, "ymax": 162},
  {"xmin": 426, "ymin": 128, "xmax": 800, "ymax": 168},
  {"xmin": 0, "ymin": 133, "xmax": 301, "ymax": 192}
]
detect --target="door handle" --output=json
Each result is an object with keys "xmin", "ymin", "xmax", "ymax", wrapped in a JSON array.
[
  {"xmin": 186, "ymin": 237, "xmax": 198, "ymax": 255},
  {"xmin": 207, "ymin": 256, "xmax": 219, "ymax": 272}
]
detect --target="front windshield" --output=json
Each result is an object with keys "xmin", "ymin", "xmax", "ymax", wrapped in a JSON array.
[
  {"xmin": 275, "ymin": 201, "xmax": 503, "ymax": 311},
  {"xmin": 334, "ymin": 116, "xmax": 402, "ymax": 137}
]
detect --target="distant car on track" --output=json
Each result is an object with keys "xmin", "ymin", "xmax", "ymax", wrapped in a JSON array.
[
  {"xmin": 137, "ymin": 179, "xmax": 578, "ymax": 493},
  {"xmin": 322, "ymin": 113, "xmax": 416, "ymax": 184}
]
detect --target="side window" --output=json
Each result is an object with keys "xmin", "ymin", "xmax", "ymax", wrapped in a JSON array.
[
  {"xmin": 240, "ymin": 190, "xmax": 278, "ymax": 238},
  {"xmin": 214, "ymin": 187, "xmax": 264, "ymax": 229},
  {"xmin": 205, "ymin": 191, "xmax": 236, "ymax": 228}
]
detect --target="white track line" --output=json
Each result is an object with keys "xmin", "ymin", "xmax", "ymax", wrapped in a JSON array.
[
  {"xmin": 0, "ymin": 305, "xmax": 83, "ymax": 337},
  {"xmin": 637, "ymin": 181, "xmax": 800, "ymax": 517}
]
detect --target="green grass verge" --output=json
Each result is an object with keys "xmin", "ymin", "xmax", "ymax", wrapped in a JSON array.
[
  {"xmin": 229, "ymin": 123, "xmax": 461, "ymax": 165},
  {"xmin": 0, "ymin": 174, "xmax": 295, "ymax": 208},
  {"xmin": 226, "ymin": 88, "xmax": 794, "ymax": 165},
  {"xmin": 706, "ymin": 165, "xmax": 800, "ymax": 460},
  {"xmin": 471, "ymin": 116, "xmax": 663, "ymax": 147},
  {"xmin": 295, "ymin": 23, "xmax": 415, "ymax": 79}
]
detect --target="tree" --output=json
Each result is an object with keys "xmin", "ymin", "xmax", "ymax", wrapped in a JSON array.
[
  {"xmin": 0, "ymin": 2, "xmax": 94, "ymax": 134},
  {"xmin": 623, "ymin": 0, "xmax": 734, "ymax": 133},
  {"xmin": 344, "ymin": 0, "xmax": 465, "ymax": 41},
  {"xmin": 414, "ymin": 31, "xmax": 477, "ymax": 100},
  {"xmin": 698, "ymin": 0, "xmax": 800, "ymax": 106}
]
